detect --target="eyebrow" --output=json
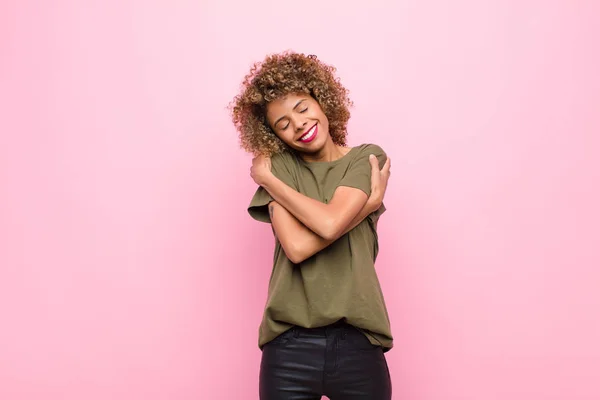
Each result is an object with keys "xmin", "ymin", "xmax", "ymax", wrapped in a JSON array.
[{"xmin": 274, "ymin": 99, "xmax": 307, "ymax": 127}]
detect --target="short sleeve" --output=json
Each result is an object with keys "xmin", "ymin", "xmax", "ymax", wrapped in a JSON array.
[
  {"xmin": 337, "ymin": 144, "xmax": 387, "ymax": 197},
  {"xmin": 338, "ymin": 144, "xmax": 388, "ymax": 225},
  {"xmin": 248, "ymin": 152, "xmax": 298, "ymax": 223},
  {"xmin": 368, "ymin": 202, "xmax": 386, "ymax": 226}
]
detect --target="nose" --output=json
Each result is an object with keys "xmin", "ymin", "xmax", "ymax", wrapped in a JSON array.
[{"xmin": 291, "ymin": 115, "xmax": 308, "ymax": 132}]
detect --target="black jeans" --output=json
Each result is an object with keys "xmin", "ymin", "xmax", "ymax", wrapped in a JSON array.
[{"xmin": 259, "ymin": 322, "xmax": 392, "ymax": 400}]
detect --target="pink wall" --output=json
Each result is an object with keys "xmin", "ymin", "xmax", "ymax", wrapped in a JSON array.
[{"xmin": 1, "ymin": 1, "xmax": 599, "ymax": 399}]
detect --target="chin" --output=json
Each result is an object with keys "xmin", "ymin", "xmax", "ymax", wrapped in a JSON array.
[{"xmin": 297, "ymin": 139, "xmax": 325, "ymax": 154}]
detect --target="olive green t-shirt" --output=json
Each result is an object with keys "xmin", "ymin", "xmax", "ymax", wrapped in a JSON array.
[{"xmin": 248, "ymin": 143, "xmax": 393, "ymax": 352}]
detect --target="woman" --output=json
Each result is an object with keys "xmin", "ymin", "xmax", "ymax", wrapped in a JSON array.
[{"xmin": 231, "ymin": 51, "xmax": 393, "ymax": 400}]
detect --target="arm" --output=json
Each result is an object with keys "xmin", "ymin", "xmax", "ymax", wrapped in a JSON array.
[
  {"xmin": 262, "ymin": 177, "xmax": 367, "ymax": 241},
  {"xmin": 269, "ymin": 199, "xmax": 374, "ymax": 264},
  {"xmin": 250, "ymin": 147, "xmax": 388, "ymax": 240},
  {"xmin": 269, "ymin": 155, "xmax": 391, "ymax": 264}
]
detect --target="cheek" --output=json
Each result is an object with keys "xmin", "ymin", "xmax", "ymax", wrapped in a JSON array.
[
  {"xmin": 313, "ymin": 107, "xmax": 328, "ymax": 124},
  {"xmin": 273, "ymin": 130, "xmax": 294, "ymax": 145},
  {"xmin": 318, "ymin": 113, "xmax": 330, "ymax": 129}
]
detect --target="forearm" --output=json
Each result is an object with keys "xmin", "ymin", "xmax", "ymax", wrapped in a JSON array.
[
  {"xmin": 344, "ymin": 200, "xmax": 377, "ymax": 235},
  {"xmin": 270, "ymin": 200, "xmax": 376, "ymax": 264},
  {"xmin": 263, "ymin": 175, "xmax": 367, "ymax": 240}
]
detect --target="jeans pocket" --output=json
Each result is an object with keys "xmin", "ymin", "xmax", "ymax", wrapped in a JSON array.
[
  {"xmin": 345, "ymin": 327, "xmax": 381, "ymax": 351},
  {"xmin": 266, "ymin": 327, "xmax": 296, "ymax": 347}
]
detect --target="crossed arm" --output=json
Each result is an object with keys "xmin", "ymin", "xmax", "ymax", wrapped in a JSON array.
[
  {"xmin": 252, "ymin": 154, "xmax": 391, "ymax": 264},
  {"xmin": 268, "ymin": 195, "xmax": 378, "ymax": 264}
]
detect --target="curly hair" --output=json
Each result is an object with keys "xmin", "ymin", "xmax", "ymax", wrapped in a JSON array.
[{"xmin": 230, "ymin": 51, "xmax": 353, "ymax": 156}]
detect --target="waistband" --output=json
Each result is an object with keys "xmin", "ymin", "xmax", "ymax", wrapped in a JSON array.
[{"xmin": 291, "ymin": 320, "xmax": 358, "ymax": 338}]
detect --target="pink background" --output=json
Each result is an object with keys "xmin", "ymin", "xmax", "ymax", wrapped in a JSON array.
[{"xmin": 1, "ymin": 1, "xmax": 599, "ymax": 399}]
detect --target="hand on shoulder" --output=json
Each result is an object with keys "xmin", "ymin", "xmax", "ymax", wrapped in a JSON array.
[
  {"xmin": 250, "ymin": 154, "xmax": 273, "ymax": 186},
  {"xmin": 366, "ymin": 145, "xmax": 391, "ymax": 211}
]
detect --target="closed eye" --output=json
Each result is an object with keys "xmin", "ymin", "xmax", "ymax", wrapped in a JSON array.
[{"xmin": 277, "ymin": 106, "xmax": 308, "ymax": 130}]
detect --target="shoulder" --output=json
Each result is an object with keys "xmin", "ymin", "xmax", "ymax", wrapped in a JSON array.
[
  {"xmin": 270, "ymin": 149, "xmax": 296, "ymax": 165},
  {"xmin": 353, "ymin": 143, "xmax": 387, "ymax": 159},
  {"xmin": 270, "ymin": 150, "xmax": 299, "ymax": 173}
]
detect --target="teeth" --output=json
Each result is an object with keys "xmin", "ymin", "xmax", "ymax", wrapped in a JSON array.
[{"xmin": 300, "ymin": 125, "xmax": 316, "ymax": 141}]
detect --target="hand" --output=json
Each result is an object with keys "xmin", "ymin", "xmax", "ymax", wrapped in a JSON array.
[
  {"xmin": 250, "ymin": 155, "xmax": 273, "ymax": 186},
  {"xmin": 368, "ymin": 154, "xmax": 391, "ymax": 211}
]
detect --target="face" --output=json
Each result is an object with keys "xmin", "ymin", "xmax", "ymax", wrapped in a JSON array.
[{"xmin": 266, "ymin": 93, "xmax": 331, "ymax": 154}]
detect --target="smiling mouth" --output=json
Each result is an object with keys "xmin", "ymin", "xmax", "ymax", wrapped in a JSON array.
[{"xmin": 298, "ymin": 124, "xmax": 318, "ymax": 143}]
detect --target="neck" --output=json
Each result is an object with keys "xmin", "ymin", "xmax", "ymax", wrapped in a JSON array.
[{"xmin": 300, "ymin": 138, "xmax": 348, "ymax": 163}]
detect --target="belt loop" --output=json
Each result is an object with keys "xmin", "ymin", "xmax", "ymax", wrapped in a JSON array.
[{"xmin": 293, "ymin": 327, "xmax": 300, "ymax": 338}]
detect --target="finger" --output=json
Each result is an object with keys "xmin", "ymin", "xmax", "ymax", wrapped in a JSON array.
[
  {"xmin": 369, "ymin": 154, "xmax": 380, "ymax": 180},
  {"xmin": 382, "ymin": 157, "xmax": 391, "ymax": 173}
]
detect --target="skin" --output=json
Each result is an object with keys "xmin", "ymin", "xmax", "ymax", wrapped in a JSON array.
[
  {"xmin": 251, "ymin": 93, "xmax": 391, "ymax": 263},
  {"xmin": 265, "ymin": 93, "xmax": 348, "ymax": 163}
]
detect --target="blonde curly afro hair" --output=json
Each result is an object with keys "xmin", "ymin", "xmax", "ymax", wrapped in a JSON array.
[{"xmin": 230, "ymin": 51, "xmax": 353, "ymax": 156}]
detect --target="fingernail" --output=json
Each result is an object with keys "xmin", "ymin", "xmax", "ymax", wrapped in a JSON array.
[{"xmin": 369, "ymin": 154, "xmax": 375, "ymax": 159}]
